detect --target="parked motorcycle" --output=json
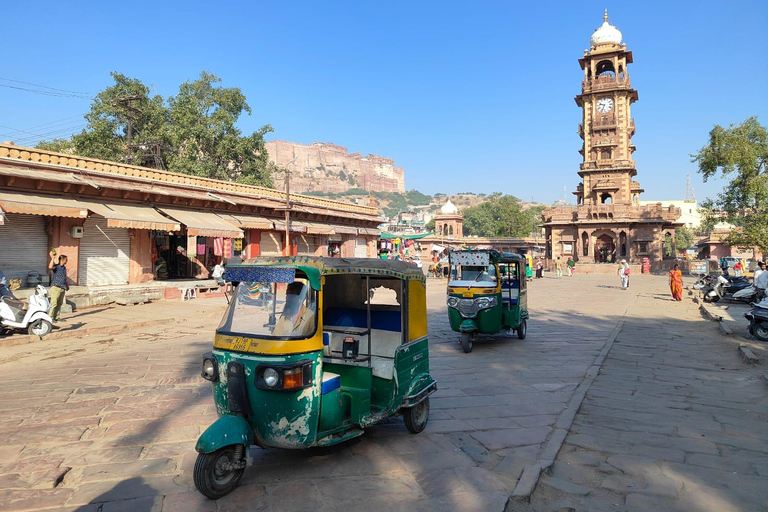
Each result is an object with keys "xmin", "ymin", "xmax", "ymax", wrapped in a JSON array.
[
  {"xmin": 696, "ymin": 274, "xmax": 756, "ymax": 303},
  {"xmin": 0, "ymin": 281, "xmax": 54, "ymax": 337},
  {"xmin": 744, "ymin": 300, "xmax": 768, "ymax": 341}
]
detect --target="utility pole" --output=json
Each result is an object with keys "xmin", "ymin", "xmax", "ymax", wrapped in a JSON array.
[
  {"xmin": 284, "ymin": 155, "xmax": 299, "ymax": 256},
  {"xmin": 113, "ymin": 95, "xmax": 141, "ymax": 165}
]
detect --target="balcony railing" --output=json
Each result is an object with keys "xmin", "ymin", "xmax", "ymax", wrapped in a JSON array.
[{"xmin": 582, "ymin": 74, "xmax": 631, "ymax": 93}]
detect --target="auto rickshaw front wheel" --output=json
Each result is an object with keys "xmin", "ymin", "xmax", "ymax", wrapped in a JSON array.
[
  {"xmin": 460, "ymin": 333, "xmax": 474, "ymax": 353},
  {"xmin": 403, "ymin": 397, "xmax": 430, "ymax": 434},
  {"xmin": 194, "ymin": 444, "xmax": 247, "ymax": 500}
]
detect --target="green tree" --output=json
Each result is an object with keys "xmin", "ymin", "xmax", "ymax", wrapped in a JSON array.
[
  {"xmin": 36, "ymin": 71, "xmax": 274, "ymax": 187},
  {"xmin": 462, "ymin": 195, "xmax": 541, "ymax": 237},
  {"xmin": 692, "ymin": 116, "xmax": 768, "ymax": 251},
  {"xmin": 425, "ymin": 218, "xmax": 436, "ymax": 231},
  {"xmin": 166, "ymin": 72, "xmax": 273, "ymax": 186},
  {"xmin": 675, "ymin": 226, "xmax": 695, "ymax": 252}
]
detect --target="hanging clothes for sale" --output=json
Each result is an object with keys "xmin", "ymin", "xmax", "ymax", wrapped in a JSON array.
[
  {"xmin": 224, "ymin": 238, "xmax": 233, "ymax": 259},
  {"xmin": 233, "ymin": 238, "xmax": 243, "ymax": 252},
  {"xmin": 197, "ymin": 237, "xmax": 207, "ymax": 256},
  {"xmin": 214, "ymin": 237, "xmax": 223, "ymax": 256}
]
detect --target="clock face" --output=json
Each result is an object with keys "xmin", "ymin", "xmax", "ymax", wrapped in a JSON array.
[{"xmin": 596, "ymin": 97, "xmax": 614, "ymax": 113}]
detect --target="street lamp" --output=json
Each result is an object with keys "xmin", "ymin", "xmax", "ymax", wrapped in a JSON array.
[{"xmin": 284, "ymin": 155, "xmax": 299, "ymax": 255}]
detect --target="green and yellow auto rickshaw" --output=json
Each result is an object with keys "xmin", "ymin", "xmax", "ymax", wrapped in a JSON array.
[
  {"xmin": 194, "ymin": 257, "xmax": 437, "ymax": 499},
  {"xmin": 447, "ymin": 250, "xmax": 529, "ymax": 353}
]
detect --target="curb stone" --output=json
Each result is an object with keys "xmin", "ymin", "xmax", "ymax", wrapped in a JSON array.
[{"xmin": 739, "ymin": 345, "xmax": 759, "ymax": 364}]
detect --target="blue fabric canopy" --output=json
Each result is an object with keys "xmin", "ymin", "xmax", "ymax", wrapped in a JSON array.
[{"xmin": 224, "ymin": 266, "xmax": 295, "ymax": 284}]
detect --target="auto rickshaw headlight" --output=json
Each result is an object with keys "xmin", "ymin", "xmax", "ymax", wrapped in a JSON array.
[
  {"xmin": 201, "ymin": 355, "xmax": 219, "ymax": 382},
  {"xmin": 476, "ymin": 297, "xmax": 497, "ymax": 310},
  {"xmin": 447, "ymin": 296, "xmax": 459, "ymax": 308},
  {"xmin": 263, "ymin": 368, "xmax": 280, "ymax": 388}
]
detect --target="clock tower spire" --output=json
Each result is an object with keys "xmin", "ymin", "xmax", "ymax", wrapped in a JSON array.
[{"xmin": 574, "ymin": 11, "xmax": 642, "ymax": 206}]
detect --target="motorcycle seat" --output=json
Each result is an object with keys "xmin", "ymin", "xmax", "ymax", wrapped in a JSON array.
[{"xmin": 1, "ymin": 296, "xmax": 26, "ymax": 311}]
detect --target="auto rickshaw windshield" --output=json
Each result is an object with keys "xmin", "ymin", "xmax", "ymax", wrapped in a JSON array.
[
  {"xmin": 450, "ymin": 265, "xmax": 497, "ymax": 286},
  {"xmin": 217, "ymin": 280, "xmax": 318, "ymax": 340}
]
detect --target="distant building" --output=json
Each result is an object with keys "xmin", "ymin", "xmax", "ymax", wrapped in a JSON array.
[
  {"xmin": 639, "ymin": 200, "xmax": 701, "ymax": 229},
  {"xmin": 265, "ymin": 140, "xmax": 405, "ymax": 194}
]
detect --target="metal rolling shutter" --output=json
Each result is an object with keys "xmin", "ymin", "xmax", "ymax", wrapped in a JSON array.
[
  {"xmin": 79, "ymin": 217, "xmax": 130, "ymax": 286},
  {"xmin": 0, "ymin": 213, "xmax": 48, "ymax": 279},
  {"xmin": 296, "ymin": 235, "xmax": 321, "ymax": 256},
  {"xmin": 354, "ymin": 237, "xmax": 368, "ymax": 258},
  {"xmin": 260, "ymin": 232, "xmax": 282, "ymax": 256}
]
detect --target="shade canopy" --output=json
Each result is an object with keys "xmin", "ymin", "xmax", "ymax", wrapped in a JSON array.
[{"xmin": 158, "ymin": 207, "xmax": 244, "ymax": 238}]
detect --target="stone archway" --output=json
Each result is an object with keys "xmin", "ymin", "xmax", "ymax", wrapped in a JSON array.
[{"xmin": 594, "ymin": 232, "xmax": 616, "ymax": 263}]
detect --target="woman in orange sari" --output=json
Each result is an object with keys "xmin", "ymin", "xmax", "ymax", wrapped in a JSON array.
[{"xmin": 669, "ymin": 263, "xmax": 683, "ymax": 301}]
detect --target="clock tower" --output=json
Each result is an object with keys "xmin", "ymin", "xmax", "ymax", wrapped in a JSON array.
[
  {"xmin": 574, "ymin": 10, "xmax": 643, "ymax": 206},
  {"xmin": 541, "ymin": 11, "xmax": 681, "ymax": 270}
]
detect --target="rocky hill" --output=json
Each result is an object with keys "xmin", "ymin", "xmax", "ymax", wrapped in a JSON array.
[{"xmin": 265, "ymin": 140, "xmax": 405, "ymax": 195}]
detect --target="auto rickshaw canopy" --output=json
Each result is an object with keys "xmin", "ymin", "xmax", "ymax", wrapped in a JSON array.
[{"xmin": 224, "ymin": 256, "xmax": 426, "ymax": 289}]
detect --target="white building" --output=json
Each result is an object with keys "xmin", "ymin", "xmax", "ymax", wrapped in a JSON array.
[{"xmin": 639, "ymin": 200, "xmax": 701, "ymax": 229}]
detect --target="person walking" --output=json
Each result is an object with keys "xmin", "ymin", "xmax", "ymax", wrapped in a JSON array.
[
  {"xmin": 535, "ymin": 259, "xmax": 544, "ymax": 279},
  {"xmin": 617, "ymin": 259, "xmax": 629, "ymax": 290},
  {"xmin": 669, "ymin": 263, "xmax": 683, "ymax": 301},
  {"xmin": 566, "ymin": 257, "xmax": 575, "ymax": 277},
  {"xmin": 48, "ymin": 249, "xmax": 69, "ymax": 322},
  {"xmin": 555, "ymin": 257, "xmax": 563, "ymax": 279}
]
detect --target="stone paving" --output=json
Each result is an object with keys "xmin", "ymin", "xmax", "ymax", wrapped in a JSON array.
[
  {"xmin": 514, "ymin": 276, "xmax": 768, "ymax": 512},
  {"xmin": 1, "ymin": 272, "xmax": 764, "ymax": 511}
]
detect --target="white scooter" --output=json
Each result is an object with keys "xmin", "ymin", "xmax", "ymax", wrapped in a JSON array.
[{"xmin": 0, "ymin": 283, "xmax": 54, "ymax": 337}]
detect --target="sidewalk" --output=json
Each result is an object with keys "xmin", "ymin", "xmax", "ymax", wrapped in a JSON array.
[
  {"xmin": 0, "ymin": 294, "xmax": 229, "ymax": 348},
  {"xmin": 516, "ymin": 273, "xmax": 768, "ymax": 511}
]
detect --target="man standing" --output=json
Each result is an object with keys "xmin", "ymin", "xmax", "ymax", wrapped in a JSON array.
[
  {"xmin": 555, "ymin": 257, "xmax": 563, "ymax": 279},
  {"xmin": 48, "ymin": 249, "xmax": 69, "ymax": 323},
  {"xmin": 754, "ymin": 262, "xmax": 768, "ymax": 301}
]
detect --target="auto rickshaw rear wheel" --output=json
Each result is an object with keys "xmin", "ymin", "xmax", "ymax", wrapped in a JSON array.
[
  {"xmin": 194, "ymin": 444, "xmax": 246, "ymax": 500},
  {"xmin": 460, "ymin": 333, "xmax": 473, "ymax": 353},
  {"xmin": 517, "ymin": 319, "xmax": 527, "ymax": 340},
  {"xmin": 403, "ymin": 397, "xmax": 430, "ymax": 434}
]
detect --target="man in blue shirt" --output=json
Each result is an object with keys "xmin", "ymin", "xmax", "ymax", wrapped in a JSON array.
[{"xmin": 48, "ymin": 250, "xmax": 69, "ymax": 323}]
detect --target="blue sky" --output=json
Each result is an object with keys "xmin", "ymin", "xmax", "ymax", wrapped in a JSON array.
[{"xmin": 1, "ymin": 0, "xmax": 766, "ymax": 204}]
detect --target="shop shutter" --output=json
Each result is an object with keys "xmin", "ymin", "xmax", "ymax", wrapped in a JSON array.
[
  {"xmin": 354, "ymin": 237, "xmax": 369, "ymax": 258},
  {"xmin": 260, "ymin": 231, "xmax": 282, "ymax": 256},
  {"xmin": 0, "ymin": 213, "xmax": 48, "ymax": 280},
  {"xmin": 79, "ymin": 217, "xmax": 130, "ymax": 286},
  {"xmin": 296, "ymin": 235, "xmax": 322, "ymax": 256}
]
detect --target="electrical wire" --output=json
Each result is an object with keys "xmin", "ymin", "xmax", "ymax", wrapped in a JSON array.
[{"xmin": 0, "ymin": 77, "xmax": 93, "ymax": 98}]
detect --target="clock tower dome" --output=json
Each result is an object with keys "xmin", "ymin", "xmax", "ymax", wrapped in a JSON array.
[{"xmin": 574, "ymin": 10, "xmax": 643, "ymax": 206}]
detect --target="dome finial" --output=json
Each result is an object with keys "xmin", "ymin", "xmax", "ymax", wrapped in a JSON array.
[{"xmin": 603, "ymin": 9, "xmax": 608, "ymax": 22}]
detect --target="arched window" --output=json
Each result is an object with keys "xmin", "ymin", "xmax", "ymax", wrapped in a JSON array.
[
  {"xmin": 601, "ymin": 148, "xmax": 612, "ymax": 160},
  {"xmin": 582, "ymin": 232, "xmax": 589, "ymax": 257},
  {"xmin": 601, "ymin": 194, "xmax": 612, "ymax": 204},
  {"xmin": 443, "ymin": 223, "xmax": 448, "ymax": 235},
  {"xmin": 596, "ymin": 60, "xmax": 616, "ymax": 78},
  {"xmin": 448, "ymin": 225, "xmax": 454, "ymax": 235}
]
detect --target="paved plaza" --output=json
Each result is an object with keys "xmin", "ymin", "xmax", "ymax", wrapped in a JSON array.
[{"xmin": 0, "ymin": 272, "xmax": 765, "ymax": 511}]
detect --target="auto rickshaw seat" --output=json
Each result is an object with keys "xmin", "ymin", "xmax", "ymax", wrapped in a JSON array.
[
  {"xmin": 321, "ymin": 372, "xmax": 341, "ymax": 394},
  {"xmin": 323, "ymin": 307, "xmax": 402, "ymax": 380},
  {"xmin": 501, "ymin": 279, "xmax": 520, "ymax": 305}
]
